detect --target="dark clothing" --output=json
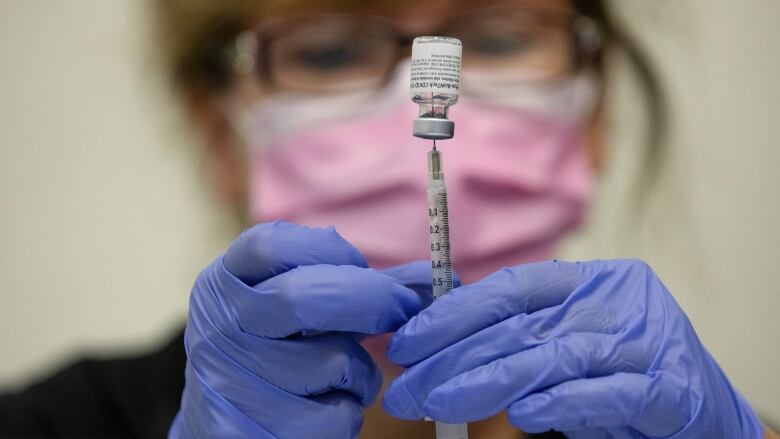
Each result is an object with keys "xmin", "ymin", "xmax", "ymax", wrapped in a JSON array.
[
  {"xmin": 0, "ymin": 331, "xmax": 564, "ymax": 438},
  {"xmin": 0, "ymin": 334, "xmax": 185, "ymax": 438}
]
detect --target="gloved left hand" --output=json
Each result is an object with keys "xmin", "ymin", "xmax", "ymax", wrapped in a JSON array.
[
  {"xmin": 383, "ymin": 259, "xmax": 764, "ymax": 438},
  {"xmin": 169, "ymin": 221, "xmax": 437, "ymax": 438}
]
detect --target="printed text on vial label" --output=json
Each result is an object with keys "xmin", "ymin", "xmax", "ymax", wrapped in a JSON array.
[{"xmin": 411, "ymin": 53, "xmax": 461, "ymax": 92}]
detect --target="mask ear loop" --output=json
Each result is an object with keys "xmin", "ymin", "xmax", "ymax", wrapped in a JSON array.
[
  {"xmin": 212, "ymin": 30, "xmax": 261, "ymax": 213},
  {"xmin": 205, "ymin": 90, "xmax": 255, "ymax": 177},
  {"xmin": 209, "ymin": 28, "xmax": 265, "ymax": 157}
]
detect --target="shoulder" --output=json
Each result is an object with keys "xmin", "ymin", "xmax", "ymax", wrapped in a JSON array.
[{"xmin": 0, "ymin": 329, "xmax": 185, "ymax": 438}]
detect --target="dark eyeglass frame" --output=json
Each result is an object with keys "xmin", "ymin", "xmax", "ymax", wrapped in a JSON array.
[{"xmin": 224, "ymin": 6, "xmax": 602, "ymax": 94}]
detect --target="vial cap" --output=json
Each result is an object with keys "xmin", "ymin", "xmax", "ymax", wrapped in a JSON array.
[{"xmin": 413, "ymin": 117, "xmax": 455, "ymax": 140}]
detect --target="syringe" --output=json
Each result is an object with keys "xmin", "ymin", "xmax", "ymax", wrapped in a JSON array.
[
  {"xmin": 410, "ymin": 36, "xmax": 467, "ymax": 439},
  {"xmin": 426, "ymin": 142, "xmax": 467, "ymax": 439},
  {"xmin": 427, "ymin": 142, "xmax": 453, "ymax": 301}
]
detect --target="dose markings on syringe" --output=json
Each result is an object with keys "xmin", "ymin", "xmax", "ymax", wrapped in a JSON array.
[{"xmin": 428, "ymin": 187, "xmax": 453, "ymax": 299}]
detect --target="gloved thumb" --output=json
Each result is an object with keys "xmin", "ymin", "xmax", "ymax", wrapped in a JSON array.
[{"xmin": 381, "ymin": 261, "xmax": 462, "ymax": 308}]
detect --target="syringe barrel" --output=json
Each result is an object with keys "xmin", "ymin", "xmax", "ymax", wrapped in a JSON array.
[
  {"xmin": 436, "ymin": 422, "xmax": 468, "ymax": 439},
  {"xmin": 427, "ymin": 148, "xmax": 453, "ymax": 300}
]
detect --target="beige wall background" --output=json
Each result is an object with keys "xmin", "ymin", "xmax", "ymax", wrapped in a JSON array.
[{"xmin": 1, "ymin": 0, "xmax": 778, "ymax": 425}]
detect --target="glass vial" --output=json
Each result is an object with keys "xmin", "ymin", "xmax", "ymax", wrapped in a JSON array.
[{"xmin": 410, "ymin": 36, "xmax": 462, "ymax": 140}]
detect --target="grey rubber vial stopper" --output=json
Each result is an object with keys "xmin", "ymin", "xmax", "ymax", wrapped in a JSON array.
[{"xmin": 413, "ymin": 117, "xmax": 455, "ymax": 140}]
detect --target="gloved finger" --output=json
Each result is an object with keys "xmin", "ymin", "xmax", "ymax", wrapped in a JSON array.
[
  {"xmin": 381, "ymin": 260, "xmax": 461, "ymax": 308},
  {"xmin": 565, "ymin": 428, "xmax": 622, "ymax": 439},
  {"xmin": 281, "ymin": 335, "xmax": 381, "ymax": 406},
  {"xmin": 188, "ymin": 297, "xmax": 382, "ymax": 407},
  {"xmin": 507, "ymin": 372, "xmax": 688, "ymax": 437},
  {"xmin": 308, "ymin": 392, "xmax": 365, "ymax": 438},
  {"xmin": 388, "ymin": 260, "xmax": 586, "ymax": 366},
  {"xmin": 383, "ymin": 305, "xmax": 617, "ymax": 419},
  {"xmin": 182, "ymin": 358, "xmax": 364, "ymax": 439},
  {"xmin": 262, "ymin": 334, "xmax": 382, "ymax": 406},
  {"xmin": 173, "ymin": 370, "xmax": 275, "ymax": 438},
  {"xmin": 420, "ymin": 332, "xmax": 623, "ymax": 423},
  {"xmin": 223, "ymin": 263, "xmax": 425, "ymax": 338},
  {"xmin": 223, "ymin": 221, "xmax": 368, "ymax": 286}
]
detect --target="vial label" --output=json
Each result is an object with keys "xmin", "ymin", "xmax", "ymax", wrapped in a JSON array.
[{"xmin": 410, "ymin": 38, "xmax": 462, "ymax": 97}]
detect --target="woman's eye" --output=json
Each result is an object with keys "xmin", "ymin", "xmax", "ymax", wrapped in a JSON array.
[
  {"xmin": 293, "ymin": 43, "xmax": 363, "ymax": 71},
  {"xmin": 470, "ymin": 35, "xmax": 535, "ymax": 58}
]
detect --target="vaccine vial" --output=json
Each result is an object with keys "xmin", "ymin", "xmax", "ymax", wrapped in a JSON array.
[{"xmin": 410, "ymin": 36, "xmax": 462, "ymax": 140}]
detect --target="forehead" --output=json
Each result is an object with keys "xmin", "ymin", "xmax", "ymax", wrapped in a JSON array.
[{"xmin": 260, "ymin": 0, "xmax": 574, "ymax": 28}]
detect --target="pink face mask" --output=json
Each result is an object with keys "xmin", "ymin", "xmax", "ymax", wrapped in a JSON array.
[{"xmin": 239, "ymin": 67, "xmax": 596, "ymax": 283}]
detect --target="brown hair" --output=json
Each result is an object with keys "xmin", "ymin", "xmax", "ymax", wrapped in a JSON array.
[{"xmin": 570, "ymin": 0, "xmax": 667, "ymax": 190}]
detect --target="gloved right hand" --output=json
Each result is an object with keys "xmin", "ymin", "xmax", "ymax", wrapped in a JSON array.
[{"xmin": 168, "ymin": 221, "xmax": 431, "ymax": 438}]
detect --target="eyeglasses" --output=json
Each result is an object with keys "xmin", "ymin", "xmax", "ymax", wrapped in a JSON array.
[{"xmin": 225, "ymin": 6, "xmax": 601, "ymax": 95}]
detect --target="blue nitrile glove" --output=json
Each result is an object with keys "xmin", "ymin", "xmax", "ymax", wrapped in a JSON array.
[
  {"xmin": 383, "ymin": 259, "xmax": 764, "ymax": 438},
  {"xmin": 168, "ymin": 221, "xmax": 435, "ymax": 438}
]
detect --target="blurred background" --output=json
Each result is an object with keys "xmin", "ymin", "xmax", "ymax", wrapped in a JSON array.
[{"xmin": 0, "ymin": 0, "xmax": 778, "ymax": 424}]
